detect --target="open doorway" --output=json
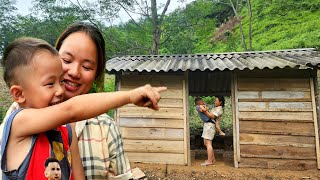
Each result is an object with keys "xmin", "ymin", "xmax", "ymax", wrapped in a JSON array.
[{"xmin": 188, "ymin": 70, "xmax": 234, "ymax": 166}]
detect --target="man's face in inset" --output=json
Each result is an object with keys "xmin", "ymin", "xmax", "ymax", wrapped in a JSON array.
[{"xmin": 45, "ymin": 162, "xmax": 61, "ymax": 180}]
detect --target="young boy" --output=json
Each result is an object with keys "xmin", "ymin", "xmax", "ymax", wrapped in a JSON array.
[{"xmin": 1, "ymin": 37, "xmax": 166, "ymax": 179}]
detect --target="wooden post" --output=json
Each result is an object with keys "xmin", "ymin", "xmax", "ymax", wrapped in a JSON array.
[
  {"xmin": 311, "ymin": 70, "xmax": 320, "ymax": 169},
  {"xmin": 232, "ymin": 71, "xmax": 240, "ymax": 167},
  {"xmin": 183, "ymin": 71, "xmax": 191, "ymax": 166},
  {"xmin": 115, "ymin": 73, "xmax": 121, "ymax": 123}
]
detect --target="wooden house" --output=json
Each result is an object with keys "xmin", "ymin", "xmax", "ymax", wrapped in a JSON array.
[{"xmin": 106, "ymin": 48, "xmax": 320, "ymax": 170}]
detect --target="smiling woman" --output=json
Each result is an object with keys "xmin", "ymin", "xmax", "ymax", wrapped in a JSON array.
[{"xmin": 55, "ymin": 22, "xmax": 133, "ymax": 179}]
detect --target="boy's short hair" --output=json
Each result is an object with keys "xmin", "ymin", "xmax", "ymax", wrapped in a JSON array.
[
  {"xmin": 44, "ymin": 157, "xmax": 60, "ymax": 168},
  {"xmin": 195, "ymin": 97, "xmax": 203, "ymax": 105},
  {"xmin": 1, "ymin": 37, "xmax": 59, "ymax": 87}
]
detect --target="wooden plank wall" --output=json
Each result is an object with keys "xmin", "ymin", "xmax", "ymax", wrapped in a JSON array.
[
  {"xmin": 118, "ymin": 74, "xmax": 188, "ymax": 165},
  {"xmin": 236, "ymin": 69, "xmax": 319, "ymax": 170}
]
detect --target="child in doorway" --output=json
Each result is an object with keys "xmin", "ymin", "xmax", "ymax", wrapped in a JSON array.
[
  {"xmin": 1, "ymin": 37, "xmax": 166, "ymax": 179},
  {"xmin": 195, "ymin": 97, "xmax": 225, "ymax": 136}
]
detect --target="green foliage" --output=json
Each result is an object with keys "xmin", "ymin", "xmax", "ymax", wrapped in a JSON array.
[
  {"xmin": 212, "ymin": 0, "xmax": 320, "ymax": 52},
  {"xmin": 104, "ymin": 19, "xmax": 153, "ymax": 57}
]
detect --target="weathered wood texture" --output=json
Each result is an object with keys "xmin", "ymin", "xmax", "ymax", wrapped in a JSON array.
[
  {"xmin": 239, "ymin": 158, "xmax": 317, "ymax": 170},
  {"xmin": 118, "ymin": 74, "xmax": 187, "ymax": 165},
  {"xmin": 237, "ymin": 69, "xmax": 318, "ymax": 170}
]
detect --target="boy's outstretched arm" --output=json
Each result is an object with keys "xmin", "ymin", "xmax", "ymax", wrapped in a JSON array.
[{"xmin": 11, "ymin": 84, "xmax": 167, "ymax": 139}]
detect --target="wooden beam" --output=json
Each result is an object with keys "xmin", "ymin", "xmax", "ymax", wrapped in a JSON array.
[
  {"xmin": 235, "ymin": 71, "xmax": 241, "ymax": 163},
  {"xmin": 120, "ymin": 127, "xmax": 184, "ymax": 141},
  {"xmin": 123, "ymin": 139, "xmax": 184, "ymax": 153},
  {"xmin": 119, "ymin": 118, "xmax": 184, "ymax": 129},
  {"xmin": 238, "ymin": 102, "xmax": 312, "ymax": 112},
  {"xmin": 240, "ymin": 121, "xmax": 315, "ymax": 136},
  {"xmin": 126, "ymin": 152, "xmax": 185, "ymax": 165},
  {"xmin": 240, "ymin": 144, "xmax": 316, "ymax": 160},
  {"xmin": 239, "ymin": 157, "xmax": 317, "ymax": 170},
  {"xmin": 121, "ymin": 74, "xmax": 184, "ymax": 88},
  {"xmin": 310, "ymin": 77, "xmax": 320, "ymax": 169},
  {"xmin": 231, "ymin": 71, "xmax": 239, "ymax": 167},
  {"xmin": 238, "ymin": 91, "xmax": 311, "ymax": 102},
  {"xmin": 119, "ymin": 107, "xmax": 184, "ymax": 119},
  {"xmin": 238, "ymin": 78, "xmax": 310, "ymax": 91},
  {"xmin": 115, "ymin": 73, "xmax": 121, "ymax": 123},
  {"xmin": 240, "ymin": 133, "xmax": 316, "ymax": 148},
  {"xmin": 239, "ymin": 111, "xmax": 313, "ymax": 122},
  {"xmin": 184, "ymin": 71, "xmax": 191, "ymax": 166}
]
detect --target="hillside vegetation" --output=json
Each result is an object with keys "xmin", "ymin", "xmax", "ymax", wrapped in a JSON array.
[{"xmin": 212, "ymin": 0, "xmax": 320, "ymax": 52}]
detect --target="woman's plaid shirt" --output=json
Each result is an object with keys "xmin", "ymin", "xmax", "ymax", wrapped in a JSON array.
[{"xmin": 75, "ymin": 114, "xmax": 132, "ymax": 179}]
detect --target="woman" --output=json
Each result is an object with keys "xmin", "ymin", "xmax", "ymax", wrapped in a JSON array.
[
  {"xmin": 199, "ymin": 96, "xmax": 225, "ymax": 166},
  {"xmin": 55, "ymin": 22, "xmax": 132, "ymax": 179}
]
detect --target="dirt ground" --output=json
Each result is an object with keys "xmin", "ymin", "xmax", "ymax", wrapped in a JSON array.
[{"xmin": 131, "ymin": 150, "xmax": 320, "ymax": 180}]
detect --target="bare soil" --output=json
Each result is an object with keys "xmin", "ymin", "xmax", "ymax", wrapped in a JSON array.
[{"xmin": 131, "ymin": 150, "xmax": 320, "ymax": 180}]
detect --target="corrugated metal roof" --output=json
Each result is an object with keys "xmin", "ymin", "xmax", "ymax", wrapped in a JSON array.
[{"xmin": 106, "ymin": 48, "xmax": 320, "ymax": 72}]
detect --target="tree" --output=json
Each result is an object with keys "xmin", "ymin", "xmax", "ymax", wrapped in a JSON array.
[
  {"xmin": 213, "ymin": 0, "xmax": 247, "ymax": 51},
  {"xmin": 0, "ymin": 0, "xmax": 18, "ymax": 55},
  {"xmin": 246, "ymin": 0, "xmax": 252, "ymax": 50},
  {"xmin": 96, "ymin": 0, "xmax": 172, "ymax": 55}
]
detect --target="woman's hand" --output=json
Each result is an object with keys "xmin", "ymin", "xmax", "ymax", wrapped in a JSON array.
[
  {"xmin": 199, "ymin": 105, "xmax": 208, "ymax": 112},
  {"xmin": 129, "ymin": 84, "xmax": 167, "ymax": 110}
]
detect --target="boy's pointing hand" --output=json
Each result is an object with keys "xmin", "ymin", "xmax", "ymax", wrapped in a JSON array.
[{"xmin": 129, "ymin": 84, "xmax": 167, "ymax": 110}]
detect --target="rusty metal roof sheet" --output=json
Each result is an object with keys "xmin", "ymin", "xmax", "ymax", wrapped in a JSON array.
[{"xmin": 106, "ymin": 48, "xmax": 320, "ymax": 72}]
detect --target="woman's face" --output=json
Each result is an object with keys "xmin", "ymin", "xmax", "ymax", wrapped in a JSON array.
[
  {"xmin": 58, "ymin": 32, "xmax": 98, "ymax": 99},
  {"xmin": 214, "ymin": 97, "xmax": 221, "ymax": 107}
]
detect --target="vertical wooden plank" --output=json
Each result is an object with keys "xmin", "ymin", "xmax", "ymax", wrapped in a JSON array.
[
  {"xmin": 313, "ymin": 69, "xmax": 320, "ymax": 169},
  {"xmin": 115, "ymin": 73, "xmax": 121, "ymax": 123},
  {"xmin": 183, "ymin": 71, "xmax": 190, "ymax": 166},
  {"xmin": 235, "ymin": 71, "xmax": 241, "ymax": 163},
  {"xmin": 231, "ymin": 71, "xmax": 239, "ymax": 168},
  {"xmin": 310, "ymin": 77, "xmax": 320, "ymax": 169}
]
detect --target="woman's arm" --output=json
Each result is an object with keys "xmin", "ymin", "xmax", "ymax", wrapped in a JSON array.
[
  {"xmin": 11, "ymin": 85, "xmax": 167, "ymax": 139},
  {"xmin": 203, "ymin": 110, "xmax": 216, "ymax": 119}
]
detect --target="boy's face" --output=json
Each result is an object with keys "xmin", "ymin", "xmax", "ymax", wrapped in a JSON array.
[
  {"xmin": 45, "ymin": 162, "xmax": 61, "ymax": 180},
  {"xmin": 197, "ymin": 99, "xmax": 205, "ymax": 105},
  {"xmin": 19, "ymin": 51, "xmax": 65, "ymax": 108}
]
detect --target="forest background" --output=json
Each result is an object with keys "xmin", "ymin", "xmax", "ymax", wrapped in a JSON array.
[{"xmin": 1, "ymin": 0, "xmax": 320, "ymax": 134}]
